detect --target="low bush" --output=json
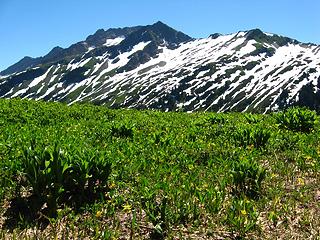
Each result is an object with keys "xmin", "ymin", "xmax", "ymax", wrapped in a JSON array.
[
  {"xmin": 275, "ymin": 107, "xmax": 317, "ymax": 133},
  {"xmin": 233, "ymin": 125, "xmax": 271, "ymax": 148},
  {"xmin": 20, "ymin": 142, "xmax": 111, "ymax": 217},
  {"xmin": 230, "ymin": 157, "xmax": 266, "ymax": 199}
]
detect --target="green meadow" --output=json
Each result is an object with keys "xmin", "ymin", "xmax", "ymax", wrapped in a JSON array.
[{"xmin": 0, "ymin": 99, "xmax": 319, "ymax": 239}]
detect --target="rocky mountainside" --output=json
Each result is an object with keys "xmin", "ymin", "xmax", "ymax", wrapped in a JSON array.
[{"xmin": 1, "ymin": 21, "xmax": 320, "ymax": 112}]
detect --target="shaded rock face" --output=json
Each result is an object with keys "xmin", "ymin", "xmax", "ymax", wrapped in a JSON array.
[
  {"xmin": 1, "ymin": 57, "xmax": 39, "ymax": 76},
  {"xmin": 210, "ymin": 33, "xmax": 221, "ymax": 39},
  {"xmin": 1, "ymin": 22, "xmax": 320, "ymax": 113},
  {"xmin": 245, "ymin": 29, "xmax": 266, "ymax": 41}
]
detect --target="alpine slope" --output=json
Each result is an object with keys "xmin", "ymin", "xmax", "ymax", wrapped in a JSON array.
[{"xmin": 1, "ymin": 21, "xmax": 320, "ymax": 112}]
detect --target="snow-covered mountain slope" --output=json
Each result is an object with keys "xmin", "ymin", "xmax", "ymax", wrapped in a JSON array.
[{"xmin": 1, "ymin": 22, "xmax": 320, "ymax": 112}]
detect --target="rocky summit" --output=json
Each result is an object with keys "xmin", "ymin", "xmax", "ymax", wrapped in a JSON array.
[{"xmin": 1, "ymin": 21, "xmax": 320, "ymax": 112}]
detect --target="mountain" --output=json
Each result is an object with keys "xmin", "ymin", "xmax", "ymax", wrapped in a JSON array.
[{"xmin": 1, "ymin": 21, "xmax": 320, "ymax": 112}]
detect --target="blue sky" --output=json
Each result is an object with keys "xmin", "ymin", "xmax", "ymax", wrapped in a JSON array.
[{"xmin": 0, "ymin": 0, "xmax": 319, "ymax": 72}]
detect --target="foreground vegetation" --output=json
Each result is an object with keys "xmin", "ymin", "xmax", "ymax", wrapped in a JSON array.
[{"xmin": 0, "ymin": 99, "xmax": 319, "ymax": 239}]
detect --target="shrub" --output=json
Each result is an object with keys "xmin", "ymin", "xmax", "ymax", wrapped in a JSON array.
[
  {"xmin": 20, "ymin": 142, "xmax": 111, "ymax": 217},
  {"xmin": 231, "ymin": 157, "xmax": 266, "ymax": 199},
  {"xmin": 65, "ymin": 149, "xmax": 112, "ymax": 204},
  {"xmin": 21, "ymin": 143, "xmax": 70, "ymax": 216},
  {"xmin": 233, "ymin": 125, "xmax": 271, "ymax": 148},
  {"xmin": 274, "ymin": 107, "xmax": 317, "ymax": 133},
  {"xmin": 111, "ymin": 124, "xmax": 134, "ymax": 138}
]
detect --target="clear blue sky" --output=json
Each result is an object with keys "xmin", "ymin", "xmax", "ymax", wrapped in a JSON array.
[{"xmin": 0, "ymin": 0, "xmax": 319, "ymax": 72}]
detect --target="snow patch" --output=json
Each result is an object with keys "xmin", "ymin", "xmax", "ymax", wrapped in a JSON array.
[
  {"xmin": 104, "ymin": 37, "xmax": 125, "ymax": 47},
  {"xmin": 29, "ymin": 66, "xmax": 53, "ymax": 88}
]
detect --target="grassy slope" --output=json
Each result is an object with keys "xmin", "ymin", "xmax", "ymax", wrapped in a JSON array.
[{"xmin": 0, "ymin": 99, "xmax": 319, "ymax": 239}]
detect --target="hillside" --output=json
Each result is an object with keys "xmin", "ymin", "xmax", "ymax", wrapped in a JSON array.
[
  {"xmin": 0, "ymin": 99, "xmax": 319, "ymax": 239},
  {"xmin": 1, "ymin": 22, "xmax": 320, "ymax": 112}
]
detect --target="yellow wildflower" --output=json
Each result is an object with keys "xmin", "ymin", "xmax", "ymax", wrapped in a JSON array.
[
  {"xmin": 270, "ymin": 173, "xmax": 277, "ymax": 179},
  {"xmin": 241, "ymin": 209, "xmax": 247, "ymax": 215},
  {"xmin": 297, "ymin": 177, "xmax": 305, "ymax": 186},
  {"xmin": 123, "ymin": 204, "xmax": 132, "ymax": 212},
  {"xmin": 188, "ymin": 164, "xmax": 194, "ymax": 170},
  {"xmin": 305, "ymin": 156, "xmax": 312, "ymax": 161},
  {"xmin": 109, "ymin": 182, "xmax": 116, "ymax": 189},
  {"xmin": 95, "ymin": 210, "xmax": 103, "ymax": 218}
]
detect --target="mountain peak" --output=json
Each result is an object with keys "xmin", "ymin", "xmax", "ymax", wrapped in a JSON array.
[
  {"xmin": 21, "ymin": 56, "xmax": 33, "ymax": 61},
  {"xmin": 94, "ymin": 28, "xmax": 105, "ymax": 35},
  {"xmin": 0, "ymin": 23, "xmax": 311, "ymax": 79},
  {"xmin": 245, "ymin": 28, "xmax": 266, "ymax": 40},
  {"xmin": 0, "ymin": 56, "xmax": 38, "ymax": 76},
  {"xmin": 85, "ymin": 29, "xmax": 108, "ymax": 46},
  {"xmin": 153, "ymin": 20, "xmax": 167, "ymax": 26},
  {"xmin": 45, "ymin": 46, "xmax": 64, "ymax": 59},
  {"xmin": 145, "ymin": 21, "xmax": 192, "ymax": 45},
  {"xmin": 147, "ymin": 20, "xmax": 176, "ymax": 32},
  {"xmin": 209, "ymin": 33, "xmax": 222, "ymax": 39}
]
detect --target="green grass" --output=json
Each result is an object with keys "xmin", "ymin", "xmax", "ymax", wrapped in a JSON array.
[{"xmin": 0, "ymin": 98, "xmax": 319, "ymax": 239}]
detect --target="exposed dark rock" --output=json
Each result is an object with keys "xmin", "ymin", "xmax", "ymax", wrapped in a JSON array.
[
  {"xmin": 60, "ymin": 66, "xmax": 89, "ymax": 85},
  {"xmin": 209, "ymin": 33, "xmax": 221, "ymax": 39},
  {"xmin": 245, "ymin": 28, "xmax": 299, "ymax": 47},
  {"xmin": 0, "ymin": 57, "xmax": 40, "ymax": 76}
]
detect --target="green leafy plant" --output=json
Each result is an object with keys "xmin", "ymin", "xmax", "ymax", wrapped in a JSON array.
[
  {"xmin": 207, "ymin": 115, "xmax": 227, "ymax": 124},
  {"xmin": 21, "ymin": 142, "xmax": 70, "ymax": 216},
  {"xmin": 111, "ymin": 124, "xmax": 134, "ymax": 138},
  {"xmin": 244, "ymin": 113, "xmax": 261, "ymax": 124},
  {"xmin": 20, "ymin": 142, "xmax": 112, "ymax": 217},
  {"xmin": 199, "ymin": 184, "xmax": 225, "ymax": 214},
  {"xmin": 231, "ymin": 157, "xmax": 266, "ymax": 199},
  {"xmin": 66, "ymin": 150, "xmax": 112, "ymax": 201},
  {"xmin": 226, "ymin": 197, "xmax": 259, "ymax": 238},
  {"xmin": 233, "ymin": 125, "xmax": 271, "ymax": 148},
  {"xmin": 141, "ymin": 194, "xmax": 168, "ymax": 239},
  {"xmin": 275, "ymin": 107, "xmax": 317, "ymax": 133}
]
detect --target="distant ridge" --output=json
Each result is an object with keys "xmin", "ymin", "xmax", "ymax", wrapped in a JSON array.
[{"xmin": 0, "ymin": 21, "xmax": 319, "ymax": 112}]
